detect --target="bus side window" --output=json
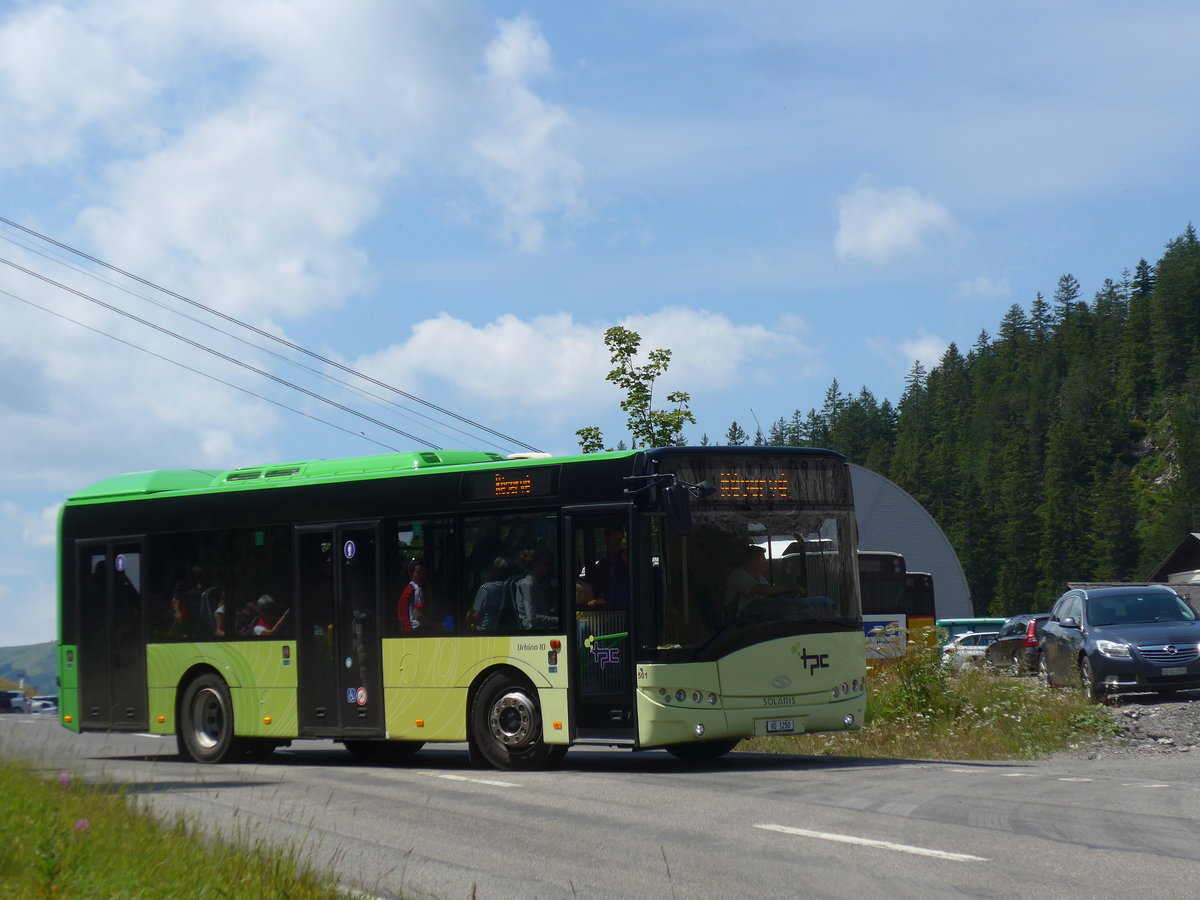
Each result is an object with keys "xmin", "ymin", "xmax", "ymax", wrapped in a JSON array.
[
  {"xmin": 388, "ymin": 517, "xmax": 458, "ymax": 636},
  {"xmin": 463, "ymin": 512, "xmax": 560, "ymax": 635}
]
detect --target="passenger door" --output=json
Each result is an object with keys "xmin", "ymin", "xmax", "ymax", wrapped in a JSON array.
[
  {"xmin": 565, "ymin": 507, "xmax": 636, "ymax": 743},
  {"xmin": 75, "ymin": 540, "xmax": 148, "ymax": 730},
  {"xmin": 295, "ymin": 524, "xmax": 384, "ymax": 738}
]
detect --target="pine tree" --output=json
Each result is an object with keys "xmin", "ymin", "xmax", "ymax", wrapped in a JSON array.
[{"xmin": 1052, "ymin": 273, "xmax": 1082, "ymax": 325}]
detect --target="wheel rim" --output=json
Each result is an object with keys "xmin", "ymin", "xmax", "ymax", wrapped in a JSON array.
[
  {"xmin": 190, "ymin": 687, "xmax": 226, "ymax": 751},
  {"xmin": 1080, "ymin": 658, "xmax": 1095, "ymax": 697},
  {"xmin": 488, "ymin": 689, "xmax": 539, "ymax": 750}
]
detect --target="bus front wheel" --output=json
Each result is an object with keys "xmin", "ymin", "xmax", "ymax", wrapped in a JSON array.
[
  {"xmin": 178, "ymin": 673, "xmax": 240, "ymax": 763},
  {"xmin": 470, "ymin": 672, "xmax": 566, "ymax": 771}
]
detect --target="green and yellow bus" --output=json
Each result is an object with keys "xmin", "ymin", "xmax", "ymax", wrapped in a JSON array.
[{"xmin": 58, "ymin": 446, "xmax": 866, "ymax": 769}]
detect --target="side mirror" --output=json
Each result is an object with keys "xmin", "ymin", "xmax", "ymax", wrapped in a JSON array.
[
  {"xmin": 1058, "ymin": 616, "xmax": 1080, "ymax": 629},
  {"xmin": 665, "ymin": 483, "xmax": 693, "ymax": 536}
]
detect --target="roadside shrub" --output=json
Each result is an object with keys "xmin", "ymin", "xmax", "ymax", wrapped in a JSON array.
[{"xmin": 743, "ymin": 627, "xmax": 1121, "ymax": 760}]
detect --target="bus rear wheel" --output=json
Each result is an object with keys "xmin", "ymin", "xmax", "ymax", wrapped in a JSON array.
[
  {"xmin": 470, "ymin": 672, "xmax": 566, "ymax": 771},
  {"xmin": 664, "ymin": 739, "xmax": 739, "ymax": 762},
  {"xmin": 178, "ymin": 673, "xmax": 240, "ymax": 764}
]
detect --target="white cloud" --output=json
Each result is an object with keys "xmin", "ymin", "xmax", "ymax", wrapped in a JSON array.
[
  {"xmin": 867, "ymin": 327, "xmax": 946, "ymax": 377},
  {"xmin": 0, "ymin": 3, "xmax": 161, "ymax": 166},
  {"xmin": 79, "ymin": 105, "xmax": 380, "ymax": 321},
  {"xmin": 354, "ymin": 307, "xmax": 819, "ymax": 435},
  {"xmin": 834, "ymin": 180, "xmax": 957, "ymax": 266},
  {"xmin": 468, "ymin": 17, "xmax": 586, "ymax": 252},
  {"xmin": 0, "ymin": 499, "xmax": 57, "ymax": 645},
  {"xmin": 956, "ymin": 274, "xmax": 1010, "ymax": 301}
]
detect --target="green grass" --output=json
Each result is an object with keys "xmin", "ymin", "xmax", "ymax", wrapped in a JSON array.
[
  {"xmin": 0, "ymin": 759, "xmax": 352, "ymax": 900},
  {"xmin": 742, "ymin": 642, "xmax": 1124, "ymax": 760}
]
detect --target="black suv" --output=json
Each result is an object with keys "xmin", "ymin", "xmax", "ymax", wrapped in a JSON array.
[{"xmin": 984, "ymin": 613, "xmax": 1049, "ymax": 675}]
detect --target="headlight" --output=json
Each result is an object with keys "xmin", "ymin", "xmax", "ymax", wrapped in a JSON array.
[{"xmin": 1095, "ymin": 639, "xmax": 1131, "ymax": 658}]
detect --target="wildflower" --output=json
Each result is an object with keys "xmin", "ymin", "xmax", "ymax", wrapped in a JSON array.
[
  {"xmin": 74, "ymin": 819, "xmax": 90, "ymax": 833},
  {"xmin": 57, "ymin": 773, "xmax": 72, "ymax": 787}
]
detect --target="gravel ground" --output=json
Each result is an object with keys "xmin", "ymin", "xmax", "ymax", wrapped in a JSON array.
[{"xmin": 1072, "ymin": 689, "xmax": 1200, "ymax": 759}]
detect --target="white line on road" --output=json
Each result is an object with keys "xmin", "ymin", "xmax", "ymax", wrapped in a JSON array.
[
  {"xmin": 755, "ymin": 824, "xmax": 989, "ymax": 862},
  {"xmin": 436, "ymin": 773, "xmax": 518, "ymax": 788}
]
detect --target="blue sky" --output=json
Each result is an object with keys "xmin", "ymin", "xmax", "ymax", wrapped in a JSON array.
[{"xmin": 2, "ymin": 0, "xmax": 1199, "ymax": 646}]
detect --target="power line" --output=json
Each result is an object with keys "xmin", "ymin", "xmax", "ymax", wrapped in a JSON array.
[
  {"xmin": 0, "ymin": 216, "xmax": 543, "ymax": 453},
  {"xmin": 0, "ymin": 255, "xmax": 436, "ymax": 448},
  {"xmin": 0, "ymin": 230, "xmax": 513, "ymax": 454},
  {"xmin": 0, "ymin": 285, "xmax": 401, "ymax": 453}
]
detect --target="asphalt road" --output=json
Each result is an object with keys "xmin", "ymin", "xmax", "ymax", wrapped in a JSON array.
[{"xmin": 2, "ymin": 715, "xmax": 1197, "ymax": 899}]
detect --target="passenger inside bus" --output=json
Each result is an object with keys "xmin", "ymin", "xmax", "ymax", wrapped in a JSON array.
[
  {"xmin": 514, "ymin": 546, "xmax": 557, "ymax": 630},
  {"xmin": 724, "ymin": 545, "xmax": 784, "ymax": 616},
  {"xmin": 208, "ymin": 586, "xmax": 227, "ymax": 638},
  {"xmin": 586, "ymin": 526, "xmax": 629, "ymax": 607},
  {"xmin": 167, "ymin": 583, "xmax": 193, "ymax": 639},
  {"xmin": 398, "ymin": 558, "xmax": 428, "ymax": 632},
  {"xmin": 467, "ymin": 556, "xmax": 516, "ymax": 632},
  {"xmin": 252, "ymin": 594, "xmax": 290, "ymax": 637},
  {"xmin": 575, "ymin": 576, "xmax": 604, "ymax": 610}
]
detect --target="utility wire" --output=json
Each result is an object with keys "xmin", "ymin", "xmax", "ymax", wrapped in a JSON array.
[
  {"xmin": 0, "ymin": 286, "xmax": 400, "ymax": 453},
  {"xmin": 0, "ymin": 217, "xmax": 543, "ymax": 453},
  {"xmin": 0, "ymin": 255, "xmax": 436, "ymax": 448},
  {"xmin": 0, "ymin": 230, "xmax": 512, "ymax": 454}
]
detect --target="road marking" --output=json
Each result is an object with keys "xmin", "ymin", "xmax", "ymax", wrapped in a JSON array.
[
  {"xmin": 1057, "ymin": 777, "xmax": 1095, "ymax": 782},
  {"xmin": 436, "ymin": 773, "xmax": 518, "ymax": 788},
  {"xmin": 755, "ymin": 824, "xmax": 988, "ymax": 861},
  {"xmin": 1121, "ymin": 783, "xmax": 1170, "ymax": 788},
  {"xmin": 1001, "ymin": 772, "xmax": 1036, "ymax": 777}
]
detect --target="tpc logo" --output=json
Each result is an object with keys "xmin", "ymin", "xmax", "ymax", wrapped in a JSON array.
[{"xmin": 790, "ymin": 642, "xmax": 830, "ymax": 675}]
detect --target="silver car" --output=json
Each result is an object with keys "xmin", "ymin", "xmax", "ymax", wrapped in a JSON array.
[
  {"xmin": 1, "ymin": 690, "xmax": 30, "ymax": 713},
  {"xmin": 941, "ymin": 631, "xmax": 999, "ymax": 670}
]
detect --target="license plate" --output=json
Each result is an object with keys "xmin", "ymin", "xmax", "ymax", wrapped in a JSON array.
[
  {"xmin": 766, "ymin": 718, "xmax": 795, "ymax": 734},
  {"xmin": 1161, "ymin": 666, "xmax": 1188, "ymax": 676}
]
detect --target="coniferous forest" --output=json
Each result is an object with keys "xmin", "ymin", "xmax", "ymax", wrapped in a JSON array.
[{"xmin": 723, "ymin": 226, "xmax": 1200, "ymax": 617}]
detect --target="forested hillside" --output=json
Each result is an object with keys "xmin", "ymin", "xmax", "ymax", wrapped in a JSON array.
[{"xmin": 739, "ymin": 226, "xmax": 1200, "ymax": 616}]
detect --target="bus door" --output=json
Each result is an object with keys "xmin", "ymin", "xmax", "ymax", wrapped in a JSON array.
[
  {"xmin": 75, "ymin": 539, "xmax": 148, "ymax": 730},
  {"xmin": 295, "ymin": 524, "xmax": 384, "ymax": 738},
  {"xmin": 566, "ymin": 507, "xmax": 636, "ymax": 741}
]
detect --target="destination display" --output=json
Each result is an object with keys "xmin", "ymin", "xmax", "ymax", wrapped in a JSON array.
[
  {"xmin": 713, "ymin": 470, "xmax": 791, "ymax": 502},
  {"xmin": 462, "ymin": 466, "xmax": 558, "ymax": 501},
  {"xmin": 659, "ymin": 453, "xmax": 852, "ymax": 508}
]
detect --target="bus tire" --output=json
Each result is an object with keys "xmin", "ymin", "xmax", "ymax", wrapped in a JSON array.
[
  {"xmin": 343, "ymin": 739, "xmax": 425, "ymax": 761},
  {"xmin": 178, "ymin": 673, "xmax": 240, "ymax": 763},
  {"xmin": 664, "ymin": 739, "xmax": 739, "ymax": 762},
  {"xmin": 470, "ymin": 671, "xmax": 566, "ymax": 771}
]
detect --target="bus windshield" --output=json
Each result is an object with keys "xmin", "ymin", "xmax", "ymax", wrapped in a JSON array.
[{"xmin": 649, "ymin": 453, "xmax": 860, "ymax": 660}]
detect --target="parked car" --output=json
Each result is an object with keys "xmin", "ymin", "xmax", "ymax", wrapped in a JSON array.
[
  {"xmin": 30, "ymin": 695, "xmax": 58, "ymax": 714},
  {"xmin": 942, "ymin": 631, "xmax": 998, "ymax": 669},
  {"xmin": 1040, "ymin": 584, "xmax": 1200, "ymax": 700},
  {"xmin": 0, "ymin": 690, "xmax": 30, "ymax": 713},
  {"xmin": 985, "ymin": 613, "xmax": 1050, "ymax": 675},
  {"xmin": 936, "ymin": 617, "xmax": 1006, "ymax": 640}
]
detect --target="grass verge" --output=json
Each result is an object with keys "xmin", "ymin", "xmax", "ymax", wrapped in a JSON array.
[
  {"xmin": 742, "ymin": 643, "xmax": 1124, "ymax": 760},
  {"xmin": 0, "ymin": 758, "xmax": 349, "ymax": 899}
]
